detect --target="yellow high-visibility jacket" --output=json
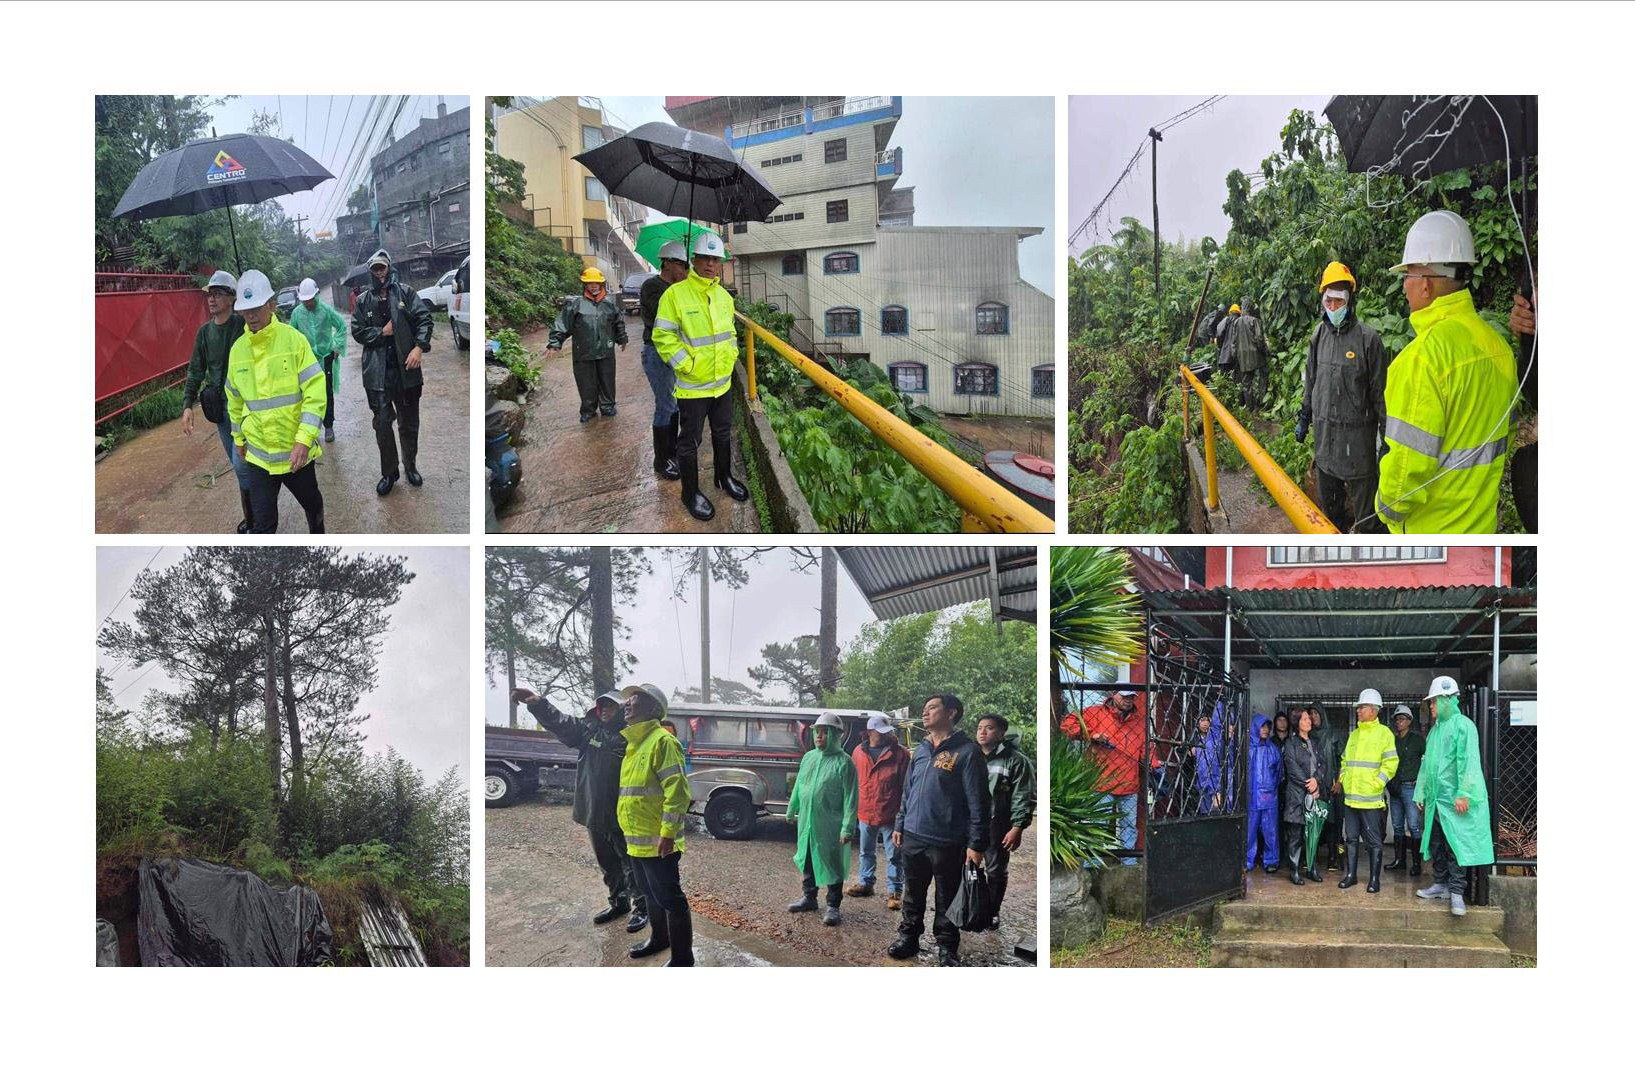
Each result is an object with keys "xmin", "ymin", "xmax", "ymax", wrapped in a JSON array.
[
  {"xmin": 1340, "ymin": 719, "xmax": 1399, "ymax": 810},
  {"xmin": 652, "ymin": 270, "xmax": 737, "ymax": 400},
  {"xmin": 1376, "ymin": 289, "xmax": 1517, "ymax": 533},
  {"xmin": 617, "ymin": 719, "xmax": 691, "ymax": 858},
  {"xmin": 226, "ymin": 319, "xmax": 327, "ymax": 475}
]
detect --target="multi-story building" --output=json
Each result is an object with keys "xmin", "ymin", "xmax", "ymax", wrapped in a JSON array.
[
  {"xmin": 664, "ymin": 95, "xmax": 1053, "ymax": 418},
  {"xmin": 490, "ymin": 97, "xmax": 646, "ymax": 287}
]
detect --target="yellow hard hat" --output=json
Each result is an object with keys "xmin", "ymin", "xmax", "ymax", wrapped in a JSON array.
[
  {"xmin": 1229, "ymin": 303, "xmax": 1241, "ymax": 315},
  {"xmin": 1319, "ymin": 261, "xmax": 1356, "ymax": 291},
  {"xmin": 580, "ymin": 267, "xmax": 606, "ymax": 284}
]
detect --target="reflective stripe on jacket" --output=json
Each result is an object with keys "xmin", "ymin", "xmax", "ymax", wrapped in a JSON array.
[
  {"xmin": 652, "ymin": 270, "xmax": 737, "ymax": 399},
  {"xmin": 1340, "ymin": 720, "xmax": 1399, "ymax": 809},
  {"xmin": 616, "ymin": 719, "xmax": 691, "ymax": 858},
  {"xmin": 225, "ymin": 319, "xmax": 326, "ymax": 475},
  {"xmin": 1377, "ymin": 289, "xmax": 1518, "ymax": 533}
]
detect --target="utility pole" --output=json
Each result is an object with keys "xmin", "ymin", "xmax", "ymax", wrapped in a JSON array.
[
  {"xmin": 819, "ymin": 548, "xmax": 838, "ymax": 697},
  {"xmin": 699, "ymin": 547, "xmax": 712, "ymax": 703},
  {"xmin": 589, "ymin": 548, "xmax": 614, "ymax": 696},
  {"xmin": 1149, "ymin": 127, "xmax": 1163, "ymax": 305},
  {"xmin": 291, "ymin": 214, "xmax": 309, "ymax": 275}
]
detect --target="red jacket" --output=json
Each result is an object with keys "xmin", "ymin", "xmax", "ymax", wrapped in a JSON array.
[
  {"xmin": 1060, "ymin": 699, "xmax": 1148, "ymax": 797},
  {"xmin": 852, "ymin": 738, "xmax": 910, "ymax": 827}
]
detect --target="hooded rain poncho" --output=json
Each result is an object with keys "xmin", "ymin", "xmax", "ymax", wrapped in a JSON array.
[
  {"xmin": 1415, "ymin": 697, "xmax": 1494, "ymax": 866},
  {"xmin": 786, "ymin": 731, "xmax": 859, "ymax": 887}
]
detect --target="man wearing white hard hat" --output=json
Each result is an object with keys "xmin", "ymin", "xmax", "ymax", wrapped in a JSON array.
[
  {"xmin": 639, "ymin": 240, "xmax": 692, "ymax": 481},
  {"xmin": 289, "ymin": 277, "xmax": 348, "ymax": 444},
  {"xmin": 1337, "ymin": 687, "xmax": 1398, "ymax": 892},
  {"xmin": 1414, "ymin": 676, "xmax": 1493, "ymax": 917},
  {"xmin": 617, "ymin": 683, "xmax": 695, "ymax": 965},
  {"xmin": 1376, "ymin": 209, "xmax": 1519, "ymax": 533},
  {"xmin": 180, "ymin": 269, "xmax": 255, "ymax": 531},
  {"xmin": 225, "ymin": 270, "xmax": 327, "ymax": 533},
  {"xmin": 652, "ymin": 231, "xmax": 750, "ymax": 522},
  {"xmin": 785, "ymin": 711, "xmax": 858, "ymax": 927}
]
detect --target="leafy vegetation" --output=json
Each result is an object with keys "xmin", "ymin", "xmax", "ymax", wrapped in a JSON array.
[
  {"xmin": 1049, "ymin": 735, "xmax": 1118, "ymax": 870},
  {"xmin": 485, "ymin": 97, "xmax": 580, "ymax": 333},
  {"xmin": 1053, "ymin": 916, "xmax": 1211, "ymax": 969},
  {"xmin": 96, "ymin": 385, "xmax": 186, "ymax": 453},
  {"xmin": 1068, "ymin": 107, "xmax": 1537, "ymax": 532},
  {"xmin": 492, "ymin": 328, "xmax": 541, "ymax": 391}
]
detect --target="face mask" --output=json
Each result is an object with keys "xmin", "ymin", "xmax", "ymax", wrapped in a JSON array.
[
  {"xmin": 585, "ymin": 285, "xmax": 605, "ymax": 301},
  {"xmin": 1326, "ymin": 305, "xmax": 1348, "ymax": 327}
]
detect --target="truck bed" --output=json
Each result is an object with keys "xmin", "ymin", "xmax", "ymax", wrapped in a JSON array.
[{"xmin": 485, "ymin": 725, "xmax": 577, "ymax": 768}]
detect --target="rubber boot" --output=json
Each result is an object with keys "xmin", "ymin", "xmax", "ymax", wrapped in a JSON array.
[
  {"xmin": 1409, "ymin": 842, "xmax": 1423, "ymax": 877},
  {"xmin": 1289, "ymin": 846, "xmax": 1304, "ymax": 886},
  {"xmin": 237, "ymin": 489, "xmax": 254, "ymax": 534},
  {"xmin": 305, "ymin": 506, "xmax": 326, "ymax": 535},
  {"xmin": 1366, "ymin": 847, "xmax": 1383, "ymax": 893},
  {"xmin": 1386, "ymin": 835, "xmax": 1408, "ymax": 871},
  {"xmin": 1337, "ymin": 845, "xmax": 1360, "ymax": 889},
  {"xmin": 629, "ymin": 908, "xmax": 670, "ymax": 959},
  {"xmin": 712, "ymin": 432, "xmax": 749, "ymax": 501},
  {"xmin": 592, "ymin": 896, "xmax": 631, "ymax": 925},
  {"xmin": 402, "ymin": 431, "xmax": 422, "ymax": 486},
  {"xmin": 653, "ymin": 425, "xmax": 679, "ymax": 481},
  {"xmin": 663, "ymin": 907, "xmax": 695, "ymax": 966},
  {"xmin": 680, "ymin": 459, "xmax": 715, "ymax": 522}
]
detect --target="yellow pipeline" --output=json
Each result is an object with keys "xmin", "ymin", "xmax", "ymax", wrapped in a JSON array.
[
  {"xmin": 1179, "ymin": 364, "xmax": 1339, "ymax": 534},
  {"xmin": 738, "ymin": 315, "xmax": 1053, "ymax": 534}
]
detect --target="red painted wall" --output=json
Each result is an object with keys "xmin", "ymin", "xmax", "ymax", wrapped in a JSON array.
[{"xmin": 1203, "ymin": 547, "xmax": 1509, "ymax": 590}]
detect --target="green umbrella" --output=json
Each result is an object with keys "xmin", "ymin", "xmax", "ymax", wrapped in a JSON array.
[
  {"xmin": 1303, "ymin": 795, "xmax": 1330, "ymax": 869},
  {"xmin": 634, "ymin": 218, "xmax": 730, "ymax": 268}
]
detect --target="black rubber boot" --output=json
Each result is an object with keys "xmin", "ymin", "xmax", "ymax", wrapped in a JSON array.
[
  {"xmin": 712, "ymin": 432, "xmax": 749, "ymax": 500},
  {"xmin": 1410, "ymin": 842, "xmax": 1423, "ymax": 877},
  {"xmin": 886, "ymin": 932, "xmax": 919, "ymax": 960},
  {"xmin": 1366, "ymin": 847, "xmax": 1383, "ymax": 893},
  {"xmin": 237, "ymin": 490, "xmax": 254, "ymax": 534},
  {"xmin": 401, "ymin": 429, "xmax": 422, "ymax": 486},
  {"xmin": 1387, "ymin": 835, "xmax": 1408, "ymax": 871},
  {"xmin": 653, "ymin": 426, "xmax": 679, "ymax": 481},
  {"xmin": 680, "ymin": 461, "xmax": 715, "ymax": 522},
  {"xmin": 305, "ymin": 507, "xmax": 326, "ymax": 535},
  {"xmin": 1337, "ymin": 845, "xmax": 1361, "ymax": 889},
  {"xmin": 376, "ymin": 474, "xmax": 397, "ymax": 496},
  {"xmin": 629, "ymin": 912, "xmax": 670, "ymax": 959},
  {"xmin": 787, "ymin": 893, "xmax": 819, "ymax": 913},
  {"xmin": 626, "ymin": 909, "xmax": 649, "ymax": 933},
  {"xmin": 592, "ymin": 897, "xmax": 631, "ymax": 925},
  {"xmin": 663, "ymin": 907, "xmax": 695, "ymax": 966}
]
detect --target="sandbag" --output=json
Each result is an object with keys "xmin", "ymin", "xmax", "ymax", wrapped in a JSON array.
[
  {"xmin": 95, "ymin": 919, "xmax": 120, "ymax": 967},
  {"xmin": 136, "ymin": 857, "xmax": 334, "ymax": 967}
]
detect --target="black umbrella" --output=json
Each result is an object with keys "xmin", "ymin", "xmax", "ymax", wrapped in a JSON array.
[
  {"xmin": 573, "ymin": 122, "xmax": 780, "ymax": 245},
  {"xmin": 1324, "ymin": 95, "xmax": 1536, "ymax": 180},
  {"xmin": 112, "ymin": 132, "xmax": 334, "ymax": 272},
  {"xmin": 342, "ymin": 262, "xmax": 374, "ymax": 288}
]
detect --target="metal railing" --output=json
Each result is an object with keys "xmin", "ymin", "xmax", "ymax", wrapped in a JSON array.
[
  {"xmin": 739, "ymin": 315, "xmax": 1052, "ymax": 534},
  {"xmin": 1179, "ymin": 364, "xmax": 1339, "ymax": 534}
]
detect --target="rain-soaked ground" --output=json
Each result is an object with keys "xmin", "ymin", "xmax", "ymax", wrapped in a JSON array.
[
  {"xmin": 485, "ymin": 792, "xmax": 1036, "ymax": 968},
  {"xmin": 96, "ymin": 328, "xmax": 469, "ymax": 533},
  {"xmin": 495, "ymin": 318, "xmax": 759, "ymax": 534}
]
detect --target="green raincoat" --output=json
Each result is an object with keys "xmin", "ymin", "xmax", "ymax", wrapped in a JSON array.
[
  {"xmin": 290, "ymin": 299, "xmax": 349, "ymax": 386},
  {"xmin": 786, "ymin": 734, "xmax": 859, "ymax": 887},
  {"xmin": 1415, "ymin": 697, "xmax": 1494, "ymax": 866}
]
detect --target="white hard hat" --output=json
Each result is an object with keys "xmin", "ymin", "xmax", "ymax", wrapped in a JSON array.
[
  {"xmin": 866, "ymin": 714, "xmax": 893, "ymax": 734},
  {"xmin": 691, "ymin": 232, "xmax": 725, "ymax": 258},
  {"xmin": 296, "ymin": 277, "xmax": 319, "ymax": 302},
  {"xmin": 202, "ymin": 269, "xmax": 237, "ymax": 293},
  {"xmin": 620, "ymin": 682, "xmax": 670, "ymax": 718},
  {"xmin": 658, "ymin": 240, "xmax": 688, "ymax": 263},
  {"xmin": 1391, "ymin": 209, "xmax": 1476, "ymax": 273},
  {"xmin": 368, "ymin": 248, "xmax": 391, "ymax": 268},
  {"xmin": 1355, "ymin": 688, "xmax": 1383, "ymax": 708},
  {"xmin": 1424, "ymin": 675, "xmax": 1460, "ymax": 701},
  {"xmin": 594, "ymin": 690, "xmax": 623, "ymax": 707},
  {"xmin": 234, "ymin": 269, "xmax": 274, "ymax": 311},
  {"xmin": 1393, "ymin": 704, "xmax": 1416, "ymax": 719},
  {"xmin": 814, "ymin": 711, "xmax": 844, "ymax": 730}
]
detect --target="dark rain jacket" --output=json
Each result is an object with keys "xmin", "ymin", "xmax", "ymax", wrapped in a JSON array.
[
  {"xmin": 1281, "ymin": 733, "xmax": 1327, "ymax": 825},
  {"xmin": 526, "ymin": 697, "xmax": 627, "ymax": 836},
  {"xmin": 1215, "ymin": 312, "xmax": 1239, "ymax": 367},
  {"xmin": 1392, "ymin": 727, "xmax": 1426, "ymax": 788},
  {"xmin": 1229, "ymin": 313, "xmax": 1269, "ymax": 373},
  {"xmin": 351, "ymin": 268, "xmax": 434, "ymax": 393},
  {"xmin": 182, "ymin": 314, "xmax": 245, "ymax": 411},
  {"xmin": 895, "ymin": 729, "xmax": 991, "ymax": 853},
  {"xmin": 549, "ymin": 293, "xmax": 627, "ymax": 362},
  {"xmin": 1247, "ymin": 715, "xmax": 1283, "ymax": 810},
  {"xmin": 1311, "ymin": 717, "xmax": 1343, "ymax": 794},
  {"xmin": 1302, "ymin": 311, "xmax": 1390, "ymax": 480},
  {"xmin": 639, "ymin": 274, "xmax": 674, "ymax": 348},
  {"xmin": 983, "ymin": 733, "xmax": 1037, "ymax": 837}
]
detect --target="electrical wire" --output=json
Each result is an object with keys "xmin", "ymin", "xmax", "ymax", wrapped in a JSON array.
[{"xmin": 100, "ymin": 548, "xmax": 161, "ymax": 626}]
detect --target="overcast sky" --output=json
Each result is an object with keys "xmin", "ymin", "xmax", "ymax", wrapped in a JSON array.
[
  {"xmin": 98, "ymin": 547, "xmax": 469, "ymax": 783},
  {"xmin": 485, "ymin": 547, "xmax": 882, "ymax": 724},
  {"xmin": 594, "ymin": 96, "xmax": 1054, "ymax": 295},
  {"xmin": 200, "ymin": 94, "xmax": 470, "ymax": 235},
  {"xmin": 1068, "ymin": 95, "xmax": 1327, "ymax": 254}
]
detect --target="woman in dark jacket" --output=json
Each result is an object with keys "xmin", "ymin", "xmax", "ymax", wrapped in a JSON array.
[{"xmin": 1281, "ymin": 711, "xmax": 1328, "ymax": 884}]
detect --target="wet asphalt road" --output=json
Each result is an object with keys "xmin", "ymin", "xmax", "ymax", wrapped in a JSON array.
[{"xmin": 485, "ymin": 794, "xmax": 1036, "ymax": 968}]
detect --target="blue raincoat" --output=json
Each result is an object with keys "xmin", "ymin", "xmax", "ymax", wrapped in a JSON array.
[{"xmin": 1245, "ymin": 714, "xmax": 1283, "ymax": 869}]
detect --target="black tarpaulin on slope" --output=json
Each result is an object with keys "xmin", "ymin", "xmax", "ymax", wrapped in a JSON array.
[{"xmin": 137, "ymin": 857, "xmax": 335, "ymax": 967}]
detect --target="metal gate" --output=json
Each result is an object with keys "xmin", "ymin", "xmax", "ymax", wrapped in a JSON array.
[
  {"xmin": 1143, "ymin": 623, "xmax": 1248, "ymax": 924},
  {"xmin": 1471, "ymin": 686, "xmax": 1538, "ymax": 880}
]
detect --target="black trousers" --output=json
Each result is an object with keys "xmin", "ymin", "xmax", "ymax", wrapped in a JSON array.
[
  {"xmin": 1317, "ymin": 468, "xmax": 1382, "ymax": 534},
  {"xmin": 799, "ymin": 851, "xmax": 843, "ymax": 908},
  {"xmin": 247, "ymin": 462, "xmax": 324, "ymax": 534},
  {"xmin": 1428, "ymin": 815, "xmax": 1469, "ymax": 896},
  {"xmin": 367, "ymin": 383, "xmax": 422, "ymax": 478},
  {"xmin": 320, "ymin": 352, "xmax": 338, "ymax": 428},
  {"xmin": 983, "ymin": 840, "xmax": 1011, "ymax": 919},
  {"xmin": 1283, "ymin": 821, "xmax": 1306, "ymax": 868},
  {"xmin": 630, "ymin": 852, "xmax": 688, "ymax": 916},
  {"xmin": 898, "ymin": 835, "xmax": 965, "ymax": 951},
  {"xmin": 1343, "ymin": 805, "xmax": 1384, "ymax": 854},
  {"xmin": 677, "ymin": 392, "xmax": 734, "ymax": 480},
  {"xmin": 1512, "ymin": 442, "xmax": 1538, "ymax": 533},
  {"xmin": 1238, "ymin": 365, "xmax": 1267, "ymax": 408},
  {"xmin": 573, "ymin": 356, "xmax": 616, "ymax": 416},
  {"xmin": 589, "ymin": 824, "xmax": 643, "ymax": 911}
]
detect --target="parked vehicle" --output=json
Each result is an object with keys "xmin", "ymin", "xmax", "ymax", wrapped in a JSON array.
[
  {"xmin": 449, "ymin": 256, "xmax": 471, "ymax": 350},
  {"xmin": 485, "ymin": 724, "xmax": 576, "ymax": 808},
  {"xmin": 620, "ymin": 271, "xmax": 656, "ymax": 316},
  {"xmin": 276, "ymin": 286, "xmax": 298, "ymax": 320},
  {"xmin": 417, "ymin": 268, "xmax": 458, "ymax": 310},
  {"xmin": 668, "ymin": 704, "xmax": 898, "ymax": 840}
]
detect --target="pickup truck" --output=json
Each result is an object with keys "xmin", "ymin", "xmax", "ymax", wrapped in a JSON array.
[{"xmin": 485, "ymin": 724, "xmax": 577, "ymax": 808}]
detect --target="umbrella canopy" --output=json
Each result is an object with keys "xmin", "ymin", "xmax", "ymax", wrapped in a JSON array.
[
  {"xmin": 342, "ymin": 262, "xmax": 374, "ymax": 288},
  {"xmin": 634, "ymin": 218, "xmax": 731, "ymax": 267},
  {"xmin": 1324, "ymin": 95, "xmax": 1537, "ymax": 179},
  {"xmin": 574, "ymin": 122, "xmax": 780, "ymax": 223},
  {"xmin": 112, "ymin": 132, "xmax": 334, "ymax": 220}
]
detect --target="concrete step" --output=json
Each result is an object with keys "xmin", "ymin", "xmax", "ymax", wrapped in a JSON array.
[
  {"xmin": 1218, "ymin": 898, "xmax": 1504, "ymax": 935},
  {"xmin": 1212, "ymin": 925, "xmax": 1510, "ymax": 968}
]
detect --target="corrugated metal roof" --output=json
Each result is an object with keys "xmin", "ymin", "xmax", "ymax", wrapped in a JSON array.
[
  {"xmin": 360, "ymin": 894, "xmax": 428, "ymax": 967},
  {"xmin": 837, "ymin": 546, "xmax": 1037, "ymax": 623}
]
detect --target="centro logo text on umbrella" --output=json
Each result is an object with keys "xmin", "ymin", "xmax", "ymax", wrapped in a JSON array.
[{"xmin": 206, "ymin": 150, "xmax": 247, "ymax": 184}]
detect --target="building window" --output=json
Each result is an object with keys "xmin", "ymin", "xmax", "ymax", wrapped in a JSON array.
[
  {"xmin": 881, "ymin": 305, "xmax": 908, "ymax": 335},
  {"xmin": 889, "ymin": 362, "xmax": 927, "ymax": 393},
  {"xmin": 769, "ymin": 211, "xmax": 805, "ymax": 224},
  {"xmin": 954, "ymin": 363, "xmax": 999, "ymax": 396},
  {"xmin": 1031, "ymin": 364, "xmax": 1054, "ymax": 398},
  {"xmin": 732, "ymin": 222, "xmax": 748, "ymax": 234},
  {"xmin": 582, "ymin": 125, "xmax": 606, "ymax": 151},
  {"xmin": 825, "ymin": 307, "xmax": 861, "ymax": 336},
  {"xmin": 760, "ymin": 152, "xmax": 802, "ymax": 167},
  {"xmin": 975, "ymin": 302, "xmax": 1010, "ymax": 335},
  {"xmin": 1267, "ymin": 547, "xmax": 1448, "ymax": 567},
  {"xmin": 823, "ymin": 251, "xmax": 859, "ymax": 274},
  {"xmin": 781, "ymin": 253, "xmax": 805, "ymax": 275},
  {"xmin": 448, "ymin": 202, "xmax": 461, "ymax": 213},
  {"xmin": 824, "ymin": 138, "xmax": 847, "ymax": 164},
  {"xmin": 586, "ymin": 177, "xmax": 607, "ymax": 202},
  {"xmin": 826, "ymin": 200, "xmax": 849, "ymax": 224},
  {"xmin": 439, "ymin": 140, "xmax": 451, "ymax": 154}
]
